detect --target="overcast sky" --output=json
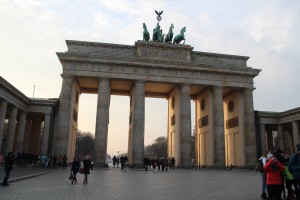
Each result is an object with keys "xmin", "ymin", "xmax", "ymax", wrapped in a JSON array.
[{"xmin": 1, "ymin": 0, "xmax": 299, "ymax": 155}]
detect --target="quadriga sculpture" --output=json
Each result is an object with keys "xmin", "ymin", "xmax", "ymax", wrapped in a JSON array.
[
  {"xmin": 173, "ymin": 26, "xmax": 186, "ymax": 44},
  {"xmin": 164, "ymin": 23, "xmax": 174, "ymax": 43},
  {"xmin": 143, "ymin": 23, "xmax": 150, "ymax": 41}
]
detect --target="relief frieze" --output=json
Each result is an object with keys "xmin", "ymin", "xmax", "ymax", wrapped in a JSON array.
[
  {"xmin": 140, "ymin": 47, "xmax": 187, "ymax": 61},
  {"xmin": 64, "ymin": 61, "xmax": 250, "ymax": 84}
]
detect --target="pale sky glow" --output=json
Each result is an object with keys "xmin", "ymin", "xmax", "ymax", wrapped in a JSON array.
[{"xmin": 1, "ymin": 0, "xmax": 299, "ymax": 155}]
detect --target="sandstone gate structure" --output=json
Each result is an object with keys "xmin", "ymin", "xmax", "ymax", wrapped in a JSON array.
[
  {"xmin": 1, "ymin": 40, "xmax": 300, "ymax": 168},
  {"xmin": 55, "ymin": 40, "xmax": 260, "ymax": 168}
]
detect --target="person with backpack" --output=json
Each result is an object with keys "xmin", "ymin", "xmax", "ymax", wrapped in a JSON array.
[
  {"xmin": 283, "ymin": 154, "xmax": 296, "ymax": 200},
  {"xmin": 258, "ymin": 152, "xmax": 268, "ymax": 199},
  {"xmin": 288, "ymin": 144, "xmax": 300, "ymax": 199}
]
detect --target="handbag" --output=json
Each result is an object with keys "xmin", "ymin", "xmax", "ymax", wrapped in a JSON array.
[
  {"xmin": 69, "ymin": 172, "xmax": 73, "ymax": 180},
  {"xmin": 79, "ymin": 167, "xmax": 84, "ymax": 174}
]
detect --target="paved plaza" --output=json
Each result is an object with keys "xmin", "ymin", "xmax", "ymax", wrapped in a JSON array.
[{"xmin": 0, "ymin": 166, "xmax": 263, "ymax": 200}]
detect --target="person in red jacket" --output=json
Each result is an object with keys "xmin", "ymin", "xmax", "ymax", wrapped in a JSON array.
[{"xmin": 264, "ymin": 155, "xmax": 285, "ymax": 200}]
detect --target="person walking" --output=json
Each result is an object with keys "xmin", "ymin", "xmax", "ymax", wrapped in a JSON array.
[
  {"xmin": 83, "ymin": 155, "xmax": 91, "ymax": 184},
  {"xmin": 70, "ymin": 156, "xmax": 80, "ymax": 184},
  {"xmin": 258, "ymin": 152, "xmax": 268, "ymax": 199},
  {"xmin": 62, "ymin": 154, "xmax": 67, "ymax": 169},
  {"xmin": 2, "ymin": 152, "xmax": 14, "ymax": 187}
]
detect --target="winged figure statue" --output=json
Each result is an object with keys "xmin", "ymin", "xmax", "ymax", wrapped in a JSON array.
[{"xmin": 155, "ymin": 10, "xmax": 163, "ymax": 17}]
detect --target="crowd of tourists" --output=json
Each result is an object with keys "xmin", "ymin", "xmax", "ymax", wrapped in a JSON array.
[
  {"xmin": 111, "ymin": 155, "xmax": 176, "ymax": 171},
  {"xmin": 258, "ymin": 145, "xmax": 300, "ymax": 200},
  {"xmin": 13, "ymin": 151, "xmax": 68, "ymax": 168}
]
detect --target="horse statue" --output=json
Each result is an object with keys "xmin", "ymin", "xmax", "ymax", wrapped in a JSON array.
[
  {"xmin": 164, "ymin": 23, "xmax": 174, "ymax": 43},
  {"xmin": 173, "ymin": 26, "xmax": 186, "ymax": 44},
  {"xmin": 158, "ymin": 29, "xmax": 165, "ymax": 43},
  {"xmin": 152, "ymin": 23, "xmax": 161, "ymax": 42},
  {"xmin": 143, "ymin": 23, "xmax": 150, "ymax": 41}
]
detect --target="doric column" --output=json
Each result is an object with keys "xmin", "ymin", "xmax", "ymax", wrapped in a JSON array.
[
  {"xmin": 180, "ymin": 84, "xmax": 192, "ymax": 168},
  {"xmin": 0, "ymin": 100, "xmax": 7, "ymax": 153},
  {"xmin": 244, "ymin": 89, "xmax": 257, "ymax": 166},
  {"xmin": 94, "ymin": 78, "xmax": 110, "ymax": 165},
  {"xmin": 131, "ymin": 80, "xmax": 145, "ymax": 167},
  {"xmin": 15, "ymin": 111, "xmax": 26, "ymax": 151},
  {"xmin": 259, "ymin": 124, "xmax": 267, "ymax": 154},
  {"xmin": 213, "ymin": 86, "xmax": 225, "ymax": 167},
  {"xmin": 277, "ymin": 124, "xmax": 284, "ymax": 150},
  {"xmin": 6, "ymin": 106, "xmax": 18, "ymax": 154},
  {"xmin": 292, "ymin": 121, "xmax": 300, "ymax": 153},
  {"xmin": 31, "ymin": 116, "xmax": 43, "ymax": 153},
  {"xmin": 41, "ymin": 114, "xmax": 51, "ymax": 154},
  {"xmin": 23, "ymin": 115, "xmax": 32, "ymax": 152},
  {"xmin": 55, "ymin": 75, "xmax": 74, "ymax": 155}
]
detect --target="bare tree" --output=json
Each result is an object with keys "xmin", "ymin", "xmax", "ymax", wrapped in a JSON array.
[
  {"xmin": 76, "ymin": 130, "xmax": 95, "ymax": 156},
  {"xmin": 145, "ymin": 136, "xmax": 167, "ymax": 157}
]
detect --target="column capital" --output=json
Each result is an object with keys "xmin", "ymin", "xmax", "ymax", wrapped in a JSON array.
[
  {"xmin": 98, "ymin": 77, "xmax": 110, "ymax": 81},
  {"xmin": 180, "ymin": 83, "xmax": 190, "ymax": 87},
  {"xmin": 60, "ymin": 74, "xmax": 74, "ymax": 79},
  {"xmin": 243, "ymin": 87, "xmax": 255, "ymax": 92},
  {"xmin": 212, "ymin": 85, "xmax": 223, "ymax": 89},
  {"xmin": 135, "ymin": 80, "xmax": 144, "ymax": 84}
]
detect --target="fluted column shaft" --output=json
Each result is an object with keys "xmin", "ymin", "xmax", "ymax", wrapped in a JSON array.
[
  {"xmin": 6, "ymin": 106, "xmax": 18, "ymax": 154},
  {"xmin": 15, "ymin": 111, "xmax": 26, "ymax": 151},
  {"xmin": 0, "ymin": 101, "xmax": 7, "ymax": 153},
  {"xmin": 277, "ymin": 124, "xmax": 284, "ymax": 150},
  {"xmin": 41, "ymin": 114, "xmax": 51, "ymax": 154},
  {"xmin": 213, "ymin": 86, "xmax": 225, "ymax": 167},
  {"xmin": 131, "ymin": 81, "xmax": 145, "ymax": 167},
  {"xmin": 94, "ymin": 79, "xmax": 110, "ymax": 165},
  {"xmin": 55, "ymin": 75, "xmax": 73, "ymax": 155},
  {"xmin": 244, "ymin": 89, "xmax": 257, "ymax": 166},
  {"xmin": 292, "ymin": 121, "xmax": 300, "ymax": 153},
  {"xmin": 180, "ymin": 84, "xmax": 192, "ymax": 168},
  {"xmin": 260, "ymin": 124, "xmax": 267, "ymax": 154}
]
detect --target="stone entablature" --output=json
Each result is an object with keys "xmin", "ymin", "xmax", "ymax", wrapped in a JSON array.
[
  {"xmin": 191, "ymin": 52, "xmax": 248, "ymax": 68},
  {"xmin": 57, "ymin": 40, "xmax": 260, "ymax": 89},
  {"xmin": 66, "ymin": 40, "xmax": 136, "ymax": 58},
  {"xmin": 0, "ymin": 76, "xmax": 29, "ymax": 110},
  {"xmin": 61, "ymin": 61, "xmax": 254, "ymax": 88},
  {"xmin": 64, "ymin": 40, "xmax": 250, "ymax": 68},
  {"xmin": 0, "ymin": 76, "xmax": 58, "ymax": 114},
  {"xmin": 27, "ymin": 99, "xmax": 58, "ymax": 115},
  {"xmin": 255, "ymin": 107, "xmax": 300, "ymax": 124}
]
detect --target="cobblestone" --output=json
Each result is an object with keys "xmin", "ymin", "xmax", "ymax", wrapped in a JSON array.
[{"xmin": 0, "ymin": 167, "xmax": 262, "ymax": 200}]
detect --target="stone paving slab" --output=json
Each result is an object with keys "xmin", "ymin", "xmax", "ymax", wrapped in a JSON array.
[
  {"xmin": 0, "ymin": 166, "xmax": 57, "ymax": 184},
  {"xmin": 0, "ymin": 167, "xmax": 263, "ymax": 200}
]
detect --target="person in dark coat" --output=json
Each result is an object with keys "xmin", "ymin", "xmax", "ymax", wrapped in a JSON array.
[
  {"xmin": 70, "ymin": 156, "xmax": 80, "ymax": 184},
  {"xmin": 62, "ymin": 154, "xmax": 67, "ymax": 169},
  {"xmin": 2, "ymin": 152, "xmax": 14, "ymax": 187},
  {"xmin": 83, "ymin": 155, "xmax": 91, "ymax": 184},
  {"xmin": 289, "ymin": 144, "xmax": 300, "ymax": 199}
]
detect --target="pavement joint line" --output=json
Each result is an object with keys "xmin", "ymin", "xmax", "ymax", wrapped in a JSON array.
[{"xmin": 0, "ymin": 169, "xmax": 57, "ymax": 184}]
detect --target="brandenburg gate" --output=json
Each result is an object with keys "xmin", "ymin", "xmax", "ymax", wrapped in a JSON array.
[{"xmin": 55, "ymin": 38, "xmax": 261, "ymax": 168}]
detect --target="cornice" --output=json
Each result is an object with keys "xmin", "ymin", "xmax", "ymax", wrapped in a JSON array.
[
  {"xmin": 57, "ymin": 53, "xmax": 261, "ymax": 77},
  {"xmin": 0, "ymin": 76, "xmax": 29, "ymax": 103},
  {"xmin": 66, "ymin": 40, "xmax": 134, "ymax": 50},
  {"xmin": 255, "ymin": 107, "xmax": 300, "ymax": 121},
  {"xmin": 135, "ymin": 40, "xmax": 194, "ymax": 51},
  {"xmin": 192, "ymin": 51, "xmax": 249, "ymax": 61}
]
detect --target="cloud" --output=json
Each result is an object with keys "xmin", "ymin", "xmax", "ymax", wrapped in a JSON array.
[{"xmin": 246, "ymin": 8, "xmax": 294, "ymax": 52}]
